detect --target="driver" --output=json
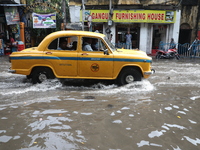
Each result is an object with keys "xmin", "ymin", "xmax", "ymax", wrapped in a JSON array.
[
  {"xmin": 83, "ymin": 38, "xmax": 93, "ymax": 51},
  {"xmin": 58, "ymin": 40, "xmax": 71, "ymax": 50}
]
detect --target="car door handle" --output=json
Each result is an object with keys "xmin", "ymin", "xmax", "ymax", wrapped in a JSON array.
[
  {"xmin": 81, "ymin": 53, "xmax": 88, "ymax": 55},
  {"xmin": 45, "ymin": 52, "xmax": 52, "ymax": 55}
]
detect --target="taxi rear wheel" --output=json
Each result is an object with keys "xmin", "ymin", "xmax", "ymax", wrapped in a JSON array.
[
  {"xmin": 117, "ymin": 68, "xmax": 142, "ymax": 85},
  {"xmin": 31, "ymin": 67, "xmax": 55, "ymax": 84},
  {"xmin": 26, "ymin": 75, "xmax": 31, "ymax": 79}
]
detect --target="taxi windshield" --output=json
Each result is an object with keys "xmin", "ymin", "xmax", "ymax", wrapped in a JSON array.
[{"xmin": 104, "ymin": 36, "xmax": 116, "ymax": 51}]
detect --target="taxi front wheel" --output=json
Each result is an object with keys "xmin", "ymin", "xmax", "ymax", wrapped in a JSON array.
[
  {"xmin": 117, "ymin": 68, "xmax": 141, "ymax": 85},
  {"xmin": 31, "ymin": 67, "xmax": 55, "ymax": 84}
]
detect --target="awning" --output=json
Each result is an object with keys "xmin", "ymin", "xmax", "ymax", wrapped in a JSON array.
[{"xmin": 0, "ymin": 4, "xmax": 25, "ymax": 6}]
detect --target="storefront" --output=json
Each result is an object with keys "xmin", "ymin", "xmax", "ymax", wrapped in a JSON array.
[
  {"xmin": 115, "ymin": 23, "xmax": 140, "ymax": 49},
  {"xmin": 77, "ymin": 9, "xmax": 181, "ymax": 54},
  {"xmin": 0, "ymin": 3, "xmax": 24, "ymax": 55}
]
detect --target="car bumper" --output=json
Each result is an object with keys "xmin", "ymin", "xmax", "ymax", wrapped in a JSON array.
[
  {"xmin": 144, "ymin": 69, "xmax": 155, "ymax": 75},
  {"xmin": 8, "ymin": 69, "xmax": 16, "ymax": 73}
]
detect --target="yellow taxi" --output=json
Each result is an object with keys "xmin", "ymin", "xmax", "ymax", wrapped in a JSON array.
[{"xmin": 9, "ymin": 30, "xmax": 154, "ymax": 85}]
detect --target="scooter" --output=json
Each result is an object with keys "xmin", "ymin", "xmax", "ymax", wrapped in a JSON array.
[{"xmin": 156, "ymin": 48, "xmax": 180, "ymax": 60}]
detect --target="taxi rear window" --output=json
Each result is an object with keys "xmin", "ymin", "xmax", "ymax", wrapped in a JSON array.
[{"xmin": 48, "ymin": 36, "xmax": 78, "ymax": 51}]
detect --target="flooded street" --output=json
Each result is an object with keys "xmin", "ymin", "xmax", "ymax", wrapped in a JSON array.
[{"xmin": 0, "ymin": 56, "xmax": 200, "ymax": 150}]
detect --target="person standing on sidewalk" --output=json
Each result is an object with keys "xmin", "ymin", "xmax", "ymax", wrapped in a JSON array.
[
  {"xmin": 125, "ymin": 31, "xmax": 132, "ymax": 49},
  {"xmin": 9, "ymin": 35, "xmax": 18, "ymax": 53},
  {"xmin": 188, "ymin": 36, "xmax": 199, "ymax": 59},
  {"xmin": 0, "ymin": 33, "xmax": 4, "ymax": 56},
  {"xmin": 169, "ymin": 38, "xmax": 176, "ymax": 49}
]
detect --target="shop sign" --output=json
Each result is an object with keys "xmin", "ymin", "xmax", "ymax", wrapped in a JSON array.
[
  {"xmin": 4, "ymin": 7, "xmax": 20, "ymax": 25},
  {"xmin": 81, "ymin": 10, "xmax": 176, "ymax": 23},
  {"xmin": 24, "ymin": 2, "xmax": 62, "ymax": 17},
  {"xmin": 32, "ymin": 13, "xmax": 56, "ymax": 28}
]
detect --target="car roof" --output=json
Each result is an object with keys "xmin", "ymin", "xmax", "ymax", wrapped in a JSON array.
[
  {"xmin": 38, "ymin": 30, "xmax": 106, "ymax": 49},
  {"xmin": 49, "ymin": 30, "xmax": 105, "ymax": 38}
]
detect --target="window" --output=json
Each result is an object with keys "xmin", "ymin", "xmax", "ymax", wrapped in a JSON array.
[
  {"xmin": 82, "ymin": 37, "xmax": 107, "ymax": 51},
  {"xmin": 48, "ymin": 36, "xmax": 78, "ymax": 50},
  {"xmin": 48, "ymin": 38, "xmax": 58, "ymax": 50}
]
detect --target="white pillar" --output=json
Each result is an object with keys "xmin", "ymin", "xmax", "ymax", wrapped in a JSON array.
[
  {"xmin": 168, "ymin": 24, "xmax": 173, "ymax": 42},
  {"xmin": 139, "ymin": 23, "xmax": 153, "ymax": 54},
  {"xmin": 147, "ymin": 24, "xmax": 153, "ymax": 54},
  {"xmin": 172, "ymin": 10, "xmax": 181, "ymax": 44},
  {"xmin": 166, "ymin": 10, "xmax": 181, "ymax": 45},
  {"xmin": 140, "ymin": 23, "xmax": 147, "ymax": 52}
]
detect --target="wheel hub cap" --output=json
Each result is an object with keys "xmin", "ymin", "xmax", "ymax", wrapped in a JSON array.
[
  {"xmin": 39, "ymin": 73, "xmax": 47, "ymax": 82},
  {"xmin": 126, "ymin": 75, "xmax": 134, "ymax": 83}
]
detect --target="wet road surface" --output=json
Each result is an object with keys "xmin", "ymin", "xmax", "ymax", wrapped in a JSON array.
[{"xmin": 0, "ymin": 56, "xmax": 200, "ymax": 150}]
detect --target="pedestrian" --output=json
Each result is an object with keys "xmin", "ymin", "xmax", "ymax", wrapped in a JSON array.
[
  {"xmin": 109, "ymin": 34, "xmax": 113, "ymax": 42},
  {"xmin": 0, "ymin": 32, "xmax": 4, "ymax": 56},
  {"xmin": 169, "ymin": 38, "xmax": 176, "ymax": 49},
  {"xmin": 10, "ymin": 35, "xmax": 18, "ymax": 53},
  {"xmin": 125, "ymin": 31, "xmax": 132, "ymax": 49},
  {"xmin": 188, "ymin": 36, "xmax": 199, "ymax": 59}
]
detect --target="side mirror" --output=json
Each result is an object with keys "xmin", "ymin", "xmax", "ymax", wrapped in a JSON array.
[{"xmin": 104, "ymin": 49, "xmax": 109, "ymax": 55}]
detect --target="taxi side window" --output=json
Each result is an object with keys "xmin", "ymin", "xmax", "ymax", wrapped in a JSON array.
[
  {"xmin": 48, "ymin": 38, "xmax": 58, "ymax": 50},
  {"xmin": 98, "ymin": 39, "xmax": 107, "ymax": 51},
  {"xmin": 48, "ymin": 36, "xmax": 78, "ymax": 51},
  {"xmin": 82, "ymin": 37, "xmax": 107, "ymax": 51},
  {"xmin": 82, "ymin": 37, "xmax": 93, "ymax": 51}
]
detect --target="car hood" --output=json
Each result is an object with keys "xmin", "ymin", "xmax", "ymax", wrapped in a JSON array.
[
  {"xmin": 21, "ymin": 47, "xmax": 38, "ymax": 52},
  {"xmin": 114, "ymin": 49, "xmax": 148, "ymax": 56}
]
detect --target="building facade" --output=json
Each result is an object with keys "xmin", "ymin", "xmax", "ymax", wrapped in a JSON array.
[
  {"xmin": 1, "ymin": 0, "xmax": 199, "ymax": 54},
  {"xmin": 0, "ymin": 0, "xmax": 25, "ymax": 55},
  {"xmin": 69, "ymin": 0, "xmax": 181, "ymax": 54},
  {"xmin": 179, "ymin": 0, "xmax": 200, "ymax": 44}
]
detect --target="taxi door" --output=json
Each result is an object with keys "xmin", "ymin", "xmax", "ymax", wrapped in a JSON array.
[
  {"xmin": 44, "ymin": 37, "xmax": 78, "ymax": 77},
  {"xmin": 78, "ymin": 37, "xmax": 113, "ymax": 78},
  {"xmin": 44, "ymin": 50, "xmax": 78, "ymax": 77}
]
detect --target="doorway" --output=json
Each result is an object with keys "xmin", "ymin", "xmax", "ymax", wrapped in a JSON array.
[
  {"xmin": 116, "ymin": 24, "xmax": 140, "ymax": 49},
  {"xmin": 179, "ymin": 23, "xmax": 191, "ymax": 44}
]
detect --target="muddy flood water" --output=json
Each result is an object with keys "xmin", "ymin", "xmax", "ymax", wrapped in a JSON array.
[{"xmin": 0, "ymin": 56, "xmax": 200, "ymax": 150}]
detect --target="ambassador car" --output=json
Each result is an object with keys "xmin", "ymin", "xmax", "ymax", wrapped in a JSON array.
[{"xmin": 9, "ymin": 30, "xmax": 154, "ymax": 85}]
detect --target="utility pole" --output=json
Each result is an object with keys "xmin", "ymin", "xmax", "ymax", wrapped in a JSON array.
[
  {"xmin": 63, "ymin": 0, "xmax": 66, "ymax": 30},
  {"xmin": 109, "ymin": 0, "xmax": 112, "ymax": 17},
  {"xmin": 82, "ymin": 0, "xmax": 85, "ymax": 31}
]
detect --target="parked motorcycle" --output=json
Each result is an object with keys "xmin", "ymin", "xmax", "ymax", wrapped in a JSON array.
[{"xmin": 156, "ymin": 48, "xmax": 180, "ymax": 60}]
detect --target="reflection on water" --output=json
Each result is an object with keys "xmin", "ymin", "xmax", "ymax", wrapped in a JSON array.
[{"xmin": 0, "ymin": 57, "xmax": 200, "ymax": 149}]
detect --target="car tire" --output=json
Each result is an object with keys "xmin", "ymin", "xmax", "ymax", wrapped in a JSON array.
[
  {"xmin": 117, "ymin": 68, "xmax": 142, "ymax": 85},
  {"xmin": 26, "ymin": 75, "xmax": 32, "ymax": 79},
  {"xmin": 31, "ymin": 67, "xmax": 55, "ymax": 84}
]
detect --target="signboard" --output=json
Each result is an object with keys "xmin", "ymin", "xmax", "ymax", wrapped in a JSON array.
[
  {"xmin": 81, "ymin": 10, "xmax": 176, "ymax": 23},
  {"xmin": 25, "ymin": 2, "xmax": 62, "ymax": 17},
  {"xmin": 4, "ymin": 7, "xmax": 20, "ymax": 25},
  {"xmin": 32, "ymin": 13, "xmax": 56, "ymax": 28}
]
